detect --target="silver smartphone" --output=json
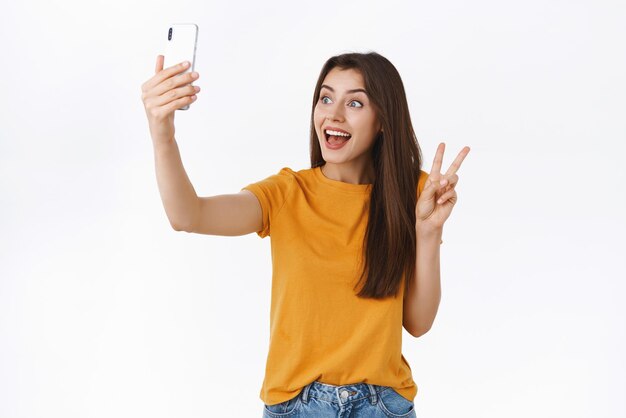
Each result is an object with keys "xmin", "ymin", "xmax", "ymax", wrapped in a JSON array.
[{"xmin": 163, "ymin": 23, "xmax": 198, "ymax": 111}]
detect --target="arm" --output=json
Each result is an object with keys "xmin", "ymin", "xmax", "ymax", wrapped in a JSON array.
[
  {"xmin": 404, "ymin": 143, "xmax": 470, "ymax": 337},
  {"xmin": 153, "ymin": 139, "xmax": 263, "ymax": 235},
  {"xmin": 402, "ymin": 227, "xmax": 442, "ymax": 338},
  {"xmin": 153, "ymin": 139, "xmax": 200, "ymax": 231}
]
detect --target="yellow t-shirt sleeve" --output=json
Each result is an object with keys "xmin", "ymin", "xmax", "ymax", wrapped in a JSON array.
[{"xmin": 240, "ymin": 167, "xmax": 294, "ymax": 238}]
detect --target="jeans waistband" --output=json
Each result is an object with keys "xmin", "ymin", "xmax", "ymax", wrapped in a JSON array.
[{"xmin": 300, "ymin": 380, "xmax": 388, "ymax": 406}]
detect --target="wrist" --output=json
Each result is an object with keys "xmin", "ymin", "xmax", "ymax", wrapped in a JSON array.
[
  {"xmin": 415, "ymin": 224, "xmax": 443, "ymax": 243},
  {"xmin": 153, "ymin": 137, "xmax": 178, "ymax": 153}
]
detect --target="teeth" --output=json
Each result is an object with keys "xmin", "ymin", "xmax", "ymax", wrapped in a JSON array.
[{"xmin": 325, "ymin": 129, "xmax": 351, "ymax": 137}]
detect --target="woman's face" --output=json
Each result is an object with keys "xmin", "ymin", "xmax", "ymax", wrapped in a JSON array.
[{"xmin": 314, "ymin": 67, "xmax": 382, "ymax": 167}]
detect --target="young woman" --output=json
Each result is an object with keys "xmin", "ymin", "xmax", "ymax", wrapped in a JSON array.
[{"xmin": 141, "ymin": 51, "xmax": 470, "ymax": 418}]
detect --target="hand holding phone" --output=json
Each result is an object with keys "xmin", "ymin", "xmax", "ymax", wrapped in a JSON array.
[
  {"xmin": 140, "ymin": 56, "xmax": 200, "ymax": 145},
  {"xmin": 163, "ymin": 23, "xmax": 198, "ymax": 110},
  {"xmin": 140, "ymin": 24, "xmax": 199, "ymax": 146}
]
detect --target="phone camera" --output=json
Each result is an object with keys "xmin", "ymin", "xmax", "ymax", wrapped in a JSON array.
[{"xmin": 168, "ymin": 27, "xmax": 172, "ymax": 41}]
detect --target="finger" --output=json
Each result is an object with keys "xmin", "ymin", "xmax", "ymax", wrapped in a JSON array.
[
  {"xmin": 145, "ymin": 59, "xmax": 191, "ymax": 91},
  {"xmin": 445, "ymin": 146, "xmax": 471, "ymax": 176},
  {"xmin": 441, "ymin": 173, "xmax": 459, "ymax": 189},
  {"xmin": 422, "ymin": 173, "xmax": 452, "ymax": 200},
  {"xmin": 431, "ymin": 142, "xmax": 445, "ymax": 176},
  {"xmin": 431, "ymin": 173, "xmax": 458, "ymax": 192},
  {"xmin": 154, "ymin": 55, "xmax": 164, "ymax": 74},
  {"xmin": 437, "ymin": 189, "xmax": 457, "ymax": 205},
  {"xmin": 161, "ymin": 94, "xmax": 198, "ymax": 114},
  {"xmin": 151, "ymin": 83, "xmax": 199, "ymax": 108},
  {"xmin": 152, "ymin": 70, "xmax": 198, "ymax": 98}
]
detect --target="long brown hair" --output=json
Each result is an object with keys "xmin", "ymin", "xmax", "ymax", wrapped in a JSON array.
[{"xmin": 309, "ymin": 51, "xmax": 426, "ymax": 300}]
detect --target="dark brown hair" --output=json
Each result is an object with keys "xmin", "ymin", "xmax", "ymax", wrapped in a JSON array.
[{"xmin": 309, "ymin": 51, "xmax": 426, "ymax": 300}]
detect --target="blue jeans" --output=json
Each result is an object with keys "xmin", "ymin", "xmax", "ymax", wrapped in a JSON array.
[{"xmin": 262, "ymin": 380, "xmax": 416, "ymax": 417}]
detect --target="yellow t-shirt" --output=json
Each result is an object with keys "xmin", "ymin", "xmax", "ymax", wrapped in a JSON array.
[{"xmin": 241, "ymin": 165, "xmax": 429, "ymax": 406}]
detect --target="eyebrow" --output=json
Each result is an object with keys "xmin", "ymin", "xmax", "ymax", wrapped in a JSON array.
[{"xmin": 320, "ymin": 84, "xmax": 368, "ymax": 95}]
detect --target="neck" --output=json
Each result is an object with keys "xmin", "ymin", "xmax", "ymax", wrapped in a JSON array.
[{"xmin": 321, "ymin": 161, "xmax": 375, "ymax": 185}]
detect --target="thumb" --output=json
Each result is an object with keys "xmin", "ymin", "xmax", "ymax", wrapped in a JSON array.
[{"xmin": 154, "ymin": 55, "xmax": 163, "ymax": 74}]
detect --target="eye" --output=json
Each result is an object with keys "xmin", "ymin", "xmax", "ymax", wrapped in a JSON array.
[{"xmin": 319, "ymin": 95, "xmax": 363, "ymax": 108}]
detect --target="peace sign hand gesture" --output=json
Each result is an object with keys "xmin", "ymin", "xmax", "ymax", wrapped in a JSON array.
[{"xmin": 416, "ymin": 143, "xmax": 470, "ymax": 233}]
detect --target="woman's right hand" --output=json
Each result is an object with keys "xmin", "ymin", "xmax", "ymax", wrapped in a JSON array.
[{"xmin": 141, "ymin": 55, "xmax": 201, "ymax": 146}]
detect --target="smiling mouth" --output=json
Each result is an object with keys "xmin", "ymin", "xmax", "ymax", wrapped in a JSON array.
[{"xmin": 324, "ymin": 131, "xmax": 352, "ymax": 142}]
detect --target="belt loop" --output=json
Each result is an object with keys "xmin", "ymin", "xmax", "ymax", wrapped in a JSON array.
[
  {"xmin": 366, "ymin": 383, "xmax": 378, "ymax": 405},
  {"xmin": 301, "ymin": 382, "xmax": 312, "ymax": 404}
]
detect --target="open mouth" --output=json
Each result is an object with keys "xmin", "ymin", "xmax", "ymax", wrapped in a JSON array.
[{"xmin": 324, "ymin": 130, "xmax": 352, "ymax": 143}]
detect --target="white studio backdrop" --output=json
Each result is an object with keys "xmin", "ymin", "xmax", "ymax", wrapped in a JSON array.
[{"xmin": 1, "ymin": 0, "xmax": 625, "ymax": 417}]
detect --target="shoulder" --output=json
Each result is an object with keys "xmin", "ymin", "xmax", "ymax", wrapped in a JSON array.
[
  {"xmin": 243, "ymin": 167, "xmax": 296, "ymax": 195},
  {"xmin": 270, "ymin": 166, "xmax": 315, "ymax": 188},
  {"xmin": 249, "ymin": 166, "xmax": 297, "ymax": 186},
  {"xmin": 240, "ymin": 166, "xmax": 299, "ymax": 203}
]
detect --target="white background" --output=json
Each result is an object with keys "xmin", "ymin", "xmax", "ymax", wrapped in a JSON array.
[{"xmin": 1, "ymin": 0, "xmax": 625, "ymax": 417}]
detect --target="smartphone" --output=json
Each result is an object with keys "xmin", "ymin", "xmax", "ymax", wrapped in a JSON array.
[{"xmin": 163, "ymin": 23, "xmax": 198, "ymax": 110}]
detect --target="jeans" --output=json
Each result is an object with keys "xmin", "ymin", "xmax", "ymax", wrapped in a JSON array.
[{"xmin": 262, "ymin": 380, "xmax": 416, "ymax": 418}]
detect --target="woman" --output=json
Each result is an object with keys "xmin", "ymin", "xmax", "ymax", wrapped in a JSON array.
[{"xmin": 141, "ymin": 51, "xmax": 470, "ymax": 418}]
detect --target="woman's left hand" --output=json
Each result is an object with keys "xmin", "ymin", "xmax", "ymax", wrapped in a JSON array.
[{"xmin": 416, "ymin": 142, "xmax": 470, "ymax": 232}]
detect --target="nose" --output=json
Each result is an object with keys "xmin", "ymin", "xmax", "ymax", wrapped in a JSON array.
[{"xmin": 325, "ymin": 101, "xmax": 345, "ymax": 122}]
